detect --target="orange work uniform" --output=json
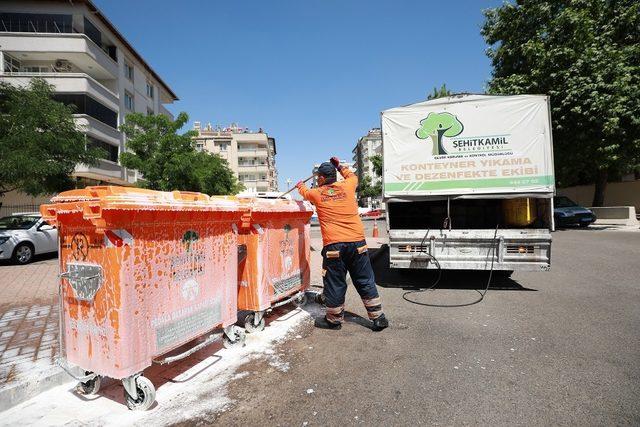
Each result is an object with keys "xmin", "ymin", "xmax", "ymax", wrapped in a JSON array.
[{"xmin": 297, "ymin": 167, "xmax": 365, "ymax": 246}]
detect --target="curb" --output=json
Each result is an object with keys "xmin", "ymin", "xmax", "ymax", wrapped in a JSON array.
[{"xmin": 0, "ymin": 367, "xmax": 72, "ymax": 413}]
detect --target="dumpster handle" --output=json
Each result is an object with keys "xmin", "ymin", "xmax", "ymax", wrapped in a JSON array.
[
  {"xmin": 59, "ymin": 271, "xmax": 101, "ymax": 280},
  {"xmin": 55, "ymin": 357, "xmax": 98, "ymax": 382},
  {"xmin": 268, "ymin": 290, "xmax": 305, "ymax": 311}
]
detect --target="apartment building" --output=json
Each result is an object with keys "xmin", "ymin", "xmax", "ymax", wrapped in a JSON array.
[
  {"xmin": 192, "ymin": 122, "xmax": 279, "ymax": 192},
  {"xmin": 352, "ymin": 127, "xmax": 382, "ymax": 186},
  {"xmin": 0, "ymin": 0, "xmax": 178, "ymax": 190}
]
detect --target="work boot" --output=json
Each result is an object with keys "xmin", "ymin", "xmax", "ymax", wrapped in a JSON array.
[
  {"xmin": 372, "ymin": 314, "xmax": 389, "ymax": 331},
  {"xmin": 315, "ymin": 316, "xmax": 342, "ymax": 330}
]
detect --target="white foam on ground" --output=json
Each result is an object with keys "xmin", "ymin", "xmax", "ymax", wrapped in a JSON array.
[{"xmin": 0, "ymin": 307, "xmax": 311, "ymax": 426}]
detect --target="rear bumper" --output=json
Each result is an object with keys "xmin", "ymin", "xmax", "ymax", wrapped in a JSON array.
[
  {"xmin": 555, "ymin": 215, "xmax": 596, "ymax": 226},
  {"xmin": 389, "ymin": 229, "xmax": 551, "ymax": 271}
]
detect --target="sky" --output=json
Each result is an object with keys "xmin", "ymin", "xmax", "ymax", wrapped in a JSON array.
[{"xmin": 94, "ymin": 0, "xmax": 504, "ymax": 191}]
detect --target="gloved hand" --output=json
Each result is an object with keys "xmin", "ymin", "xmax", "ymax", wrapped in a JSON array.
[
  {"xmin": 330, "ymin": 157, "xmax": 341, "ymax": 169},
  {"xmin": 295, "ymin": 181, "xmax": 304, "ymax": 188}
]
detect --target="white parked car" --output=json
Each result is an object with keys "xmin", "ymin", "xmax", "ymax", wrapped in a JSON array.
[{"xmin": 0, "ymin": 213, "xmax": 58, "ymax": 264}]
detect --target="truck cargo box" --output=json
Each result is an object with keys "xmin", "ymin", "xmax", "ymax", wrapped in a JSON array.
[{"xmin": 381, "ymin": 94, "xmax": 555, "ymax": 198}]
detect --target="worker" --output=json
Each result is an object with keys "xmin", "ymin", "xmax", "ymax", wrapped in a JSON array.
[{"xmin": 296, "ymin": 157, "xmax": 389, "ymax": 331}]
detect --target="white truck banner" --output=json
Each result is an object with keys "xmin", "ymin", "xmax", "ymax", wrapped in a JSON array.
[{"xmin": 381, "ymin": 94, "xmax": 555, "ymax": 197}]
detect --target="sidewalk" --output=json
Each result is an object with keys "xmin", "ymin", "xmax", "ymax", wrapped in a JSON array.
[{"xmin": 0, "ymin": 255, "xmax": 67, "ymax": 412}]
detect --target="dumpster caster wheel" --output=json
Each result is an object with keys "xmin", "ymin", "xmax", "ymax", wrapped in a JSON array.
[
  {"xmin": 244, "ymin": 313, "xmax": 265, "ymax": 333},
  {"xmin": 223, "ymin": 326, "xmax": 246, "ymax": 349},
  {"xmin": 293, "ymin": 293, "xmax": 308, "ymax": 307},
  {"xmin": 124, "ymin": 376, "xmax": 156, "ymax": 411},
  {"xmin": 76, "ymin": 373, "xmax": 101, "ymax": 395}
]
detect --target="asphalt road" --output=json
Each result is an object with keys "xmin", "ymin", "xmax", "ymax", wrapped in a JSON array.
[{"xmin": 204, "ymin": 227, "xmax": 640, "ymax": 426}]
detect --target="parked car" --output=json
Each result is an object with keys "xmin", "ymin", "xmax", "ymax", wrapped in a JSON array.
[
  {"xmin": 360, "ymin": 209, "xmax": 383, "ymax": 218},
  {"xmin": 553, "ymin": 196, "xmax": 597, "ymax": 228},
  {"xmin": 0, "ymin": 213, "xmax": 58, "ymax": 264}
]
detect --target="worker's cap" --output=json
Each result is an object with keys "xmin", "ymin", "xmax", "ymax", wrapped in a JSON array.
[{"xmin": 316, "ymin": 162, "xmax": 337, "ymax": 179}]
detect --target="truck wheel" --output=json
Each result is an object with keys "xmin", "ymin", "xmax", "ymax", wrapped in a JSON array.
[
  {"xmin": 124, "ymin": 376, "xmax": 156, "ymax": 411},
  {"xmin": 13, "ymin": 243, "xmax": 34, "ymax": 264},
  {"xmin": 244, "ymin": 313, "xmax": 265, "ymax": 333},
  {"xmin": 76, "ymin": 373, "xmax": 101, "ymax": 395}
]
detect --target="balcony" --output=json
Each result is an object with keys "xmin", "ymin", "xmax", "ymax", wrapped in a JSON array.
[
  {"xmin": 0, "ymin": 32, "xmax": 118, "ymax": 78},
  {"xmin": 74, "ymin": 115, "xmax": 121, "ymax": 145},
  {"xmin": 238, "ymin": 164, "xmax": 269, "ymax": 173},
  {"xmin": 237, "ymin": 149, "xmax": 268, "ymax": 158},
  {"xmin": 74, "ymin": 159, "xmax": 127, "ymax": 185},
  {"xmin": 0, "ymin": 72, "xmax": 118, "ymax": 111}
]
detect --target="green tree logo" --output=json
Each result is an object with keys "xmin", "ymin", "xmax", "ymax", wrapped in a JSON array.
[{"xmin": 415, "ymin": 112, "xmax": 464, "ymax": 155}]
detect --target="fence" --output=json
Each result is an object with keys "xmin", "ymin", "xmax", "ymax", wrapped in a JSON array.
[{"xmin": 0, "ymin": 204, "xmax": 41, "ymax": 218}]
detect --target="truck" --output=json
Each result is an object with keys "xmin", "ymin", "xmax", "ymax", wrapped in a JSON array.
[{"xmin": 381, "ymin": 94, "xmax": 555, "ymax": 274}]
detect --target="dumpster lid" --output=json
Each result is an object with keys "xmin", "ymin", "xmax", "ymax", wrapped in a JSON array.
[
  {"xmin": 50, "ymin": 186, "xmax": 239, "ymax": 211},
  {"xmin": 234, "ymin": 197, "xmax": 313, "ymax": 213},
  {"xmin": 210, "ymin": 195, "xmax": 312, "ymax": 213}
]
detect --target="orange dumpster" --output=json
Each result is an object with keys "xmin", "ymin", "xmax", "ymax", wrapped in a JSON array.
[
  {"xmin": 235, "ymin": 197, "xmax": 314, "ymax": 332},
  {"xmin": 41, "ymin": 186, "xmax": 246, "ymax": 410}
]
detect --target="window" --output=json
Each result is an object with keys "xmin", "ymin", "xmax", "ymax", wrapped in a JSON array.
[
  {"xmin": 195, "ymin": 142, "xmax": 204, "ymax": 152},
  {"xmin": 87, "ymin": 136, "xmax": 119, "ymax": 162},
  {"xmin": 3, "ymin": 54, "xmax": 20, "ymax": 73},
  {"xmin": 21, "ymin": 66, "xmax": 50, "ymax": 73},
  {"xmin": 124, "ymin": 62, "xmax": 134, "ymax": 81},
  {"xmin": 83, "ymin": 18, "xmax": 101, "ymax": 46},
  {"xmin": 52, "ymin": 94, "xmax": 118, "ymax": 128},
  {"xmin": 218, "ymin": 143, "xmax": 228, "ymax": 151},
  {"xmin": 0, "ymin": 13, "xmax": 73, "ymax": 33},
  {"xmin": 146, "ymin": 81, "xmax": 154, "ymax": 99},
  {"xmin": 260, "ymin": 175, "xmax": 267, "ymax": 181},
  {"xmin": 124, "ymin": 91, "xmax": 134, "ymax": 111}
]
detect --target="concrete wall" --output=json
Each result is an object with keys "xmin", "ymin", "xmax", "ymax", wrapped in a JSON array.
[{"xmin": 557, "ymin": 180, "xmax": 640, "ymax": 211}]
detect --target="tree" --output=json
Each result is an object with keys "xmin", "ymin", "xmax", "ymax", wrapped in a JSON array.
[
  {"xmin": 0, "ymin": 79, "xmax": 102, "ymax": 197},
  {"xmin": 482, "ymin": 1, "xmax": 640, "ymax": 206},
  {"xmin": 120, "ymin": 112, "xmax": 242, "ymax": 195},
  {"xmin": 416, "ymin": 112, "xmax": 464, "ymax": 155},
  {"xmin": 357, "ymin": 175, "xmax": 382, "ymax": 200},
  {"xmin": 357, "ymin": 154, "xmax": 383, "ymax": 205},
  {"xmin": 427, "ymin": 83, "xmax": 452, "ymax": 100},
  {"xmin": 370, "ymin": 154, "xmax": 383, "ymax": 177}
]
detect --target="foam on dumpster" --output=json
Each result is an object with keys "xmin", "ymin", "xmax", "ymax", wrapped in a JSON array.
[
  {"xmin": 40, "ymin": 187, "xmax": 247, "ymax": 410},
  {"xmin": 235, "ymin": 197, "xmax": 314, "ymax": 319}
]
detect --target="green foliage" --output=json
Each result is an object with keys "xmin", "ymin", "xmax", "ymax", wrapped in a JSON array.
[
  {"xmin": 0, "ymin": 79, "xmax": 102, "ymax": 197},
  {"xmin": 482, "ymin": 0, "xmax": 640, "ymax": 198},
  {"xmin": 120, "ymin": 112, "xmax": 242, "ymax": 195},
  {"xmin": 370, "ymin": 154, "xmax": 383, "ymax": 177},
  {"xmin": 357, "ymin": 175, "xmax": 382, "ymax": 200},
  {"xmin": 427, "ymin": 83, "xmax": 452, "ymax": 100}
]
